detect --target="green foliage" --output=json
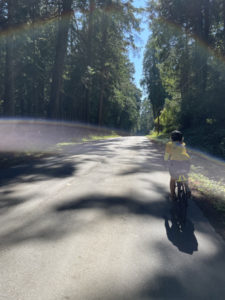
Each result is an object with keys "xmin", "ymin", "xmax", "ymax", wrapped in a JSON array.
[
  {"xmin": 143, "ymin": 0, "xmax": 225, "ymax": 157},
  {"xmin": 184, "ymin": 127, "xmax": 225, "ymax": 158},
  {"xmin": 0, "ymin": 0, "xmax": 141, "ymax": 133},
  {"xmin": 158, "ymin": 98, "xmax": 180, "ymax": 133}
]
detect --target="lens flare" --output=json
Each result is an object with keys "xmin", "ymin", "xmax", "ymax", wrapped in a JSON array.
[
  {"xmin": 157, "ymin": 17, "xmax": 225, "ymax": 71},
  {"xmin": 0, "ymin": 118, "xmax": 118, "ymax": 153},
  {"xmin": 0, "ymin": 4, "xmax": 121, "ymax": 42},
  {"xmin": 0, "ymin": 11, "xmax": 72, "ymax": 41}
]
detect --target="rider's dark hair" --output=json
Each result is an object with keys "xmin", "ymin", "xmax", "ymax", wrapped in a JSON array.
[{"xmin": 171, "ymin": 130, "xmax": 183, "ymax": 142}]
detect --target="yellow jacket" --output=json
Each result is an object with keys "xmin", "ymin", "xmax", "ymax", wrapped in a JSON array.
[{"xmin": 164, "ymin": 141, "xmax": 190, "ymax": 161}]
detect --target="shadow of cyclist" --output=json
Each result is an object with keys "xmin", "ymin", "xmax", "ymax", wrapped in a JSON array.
[{"xmin": 165, "ymin": 215, "xmax": 198, "ymax": 255}]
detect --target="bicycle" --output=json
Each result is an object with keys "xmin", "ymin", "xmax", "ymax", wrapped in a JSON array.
[{"xmin": 172, "ymin": 174, "xmax": 191, "ymax": 229}]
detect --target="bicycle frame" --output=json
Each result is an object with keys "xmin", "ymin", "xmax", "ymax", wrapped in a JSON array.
[{"xmin": 173, "ymin": 177, "xmax": 189, "ymax": 228}]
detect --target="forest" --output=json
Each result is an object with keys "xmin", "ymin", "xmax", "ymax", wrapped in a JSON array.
[
  {"xmin": 0, "ymin": 0, "xmax": 142, "ymax": 132},
  {"xmin": 142, "ymin": 0, "xmax": 225, "ymax": 157},
  {"xmin": 0, "ymin": 0, "xmax": 225, "ymax": 157}
]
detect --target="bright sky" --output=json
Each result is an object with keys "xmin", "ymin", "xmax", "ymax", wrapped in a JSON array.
[{"xmin": 129, "ymin": 0, "xmax": 150, "ymax": 91}]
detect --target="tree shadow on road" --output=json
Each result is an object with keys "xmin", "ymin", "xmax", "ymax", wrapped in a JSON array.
[
  {"xmin": 0, "ymin": 137, "xmax": 163, "ymax": 214},
  {"xmin": 55, "ymin": 194, "xmax": 167, "ymax": 218},
  {"xmin": 0, "ymin": 155, "xmax": 76, "ymax": 186},
  {"xmin": 54, "ymin": 190, "xmax": 201, "ymax": 256},
  {"xmin": 0, "ymin": 189, "xmax": 203, "ymax": 250},
  {"xmin": 117, "ymin": 139, "xmax": 165, "ymax": 176},
  {"xmin": 0, "ymin": 189, "xmax": 168, "ymax": 249},
  {"xmin": 0, "ymin": 138, "xmax": 121, "ymax": 188},
  {"xmin": 0, "ymin": 155, "xmax": 78, "ymax": 214},
  {"xmin": 0, "ymin": 193, "xmax": 29, "ymax": 215},
  {"xmin": 2, "ymin": 191, "xmax": 225, "ymax": 300},
  {"xmin": 0, "ymin": 137, "xmax": 164, "ymax": 189},
  {"xmin": 0, "ymin": 138, "xmax": 213, "ymax": 251}
]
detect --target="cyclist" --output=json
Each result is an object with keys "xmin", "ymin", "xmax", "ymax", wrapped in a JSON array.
[{"xmin": 164, "ymin": 130, "xmax": 190, "ymax": 200}]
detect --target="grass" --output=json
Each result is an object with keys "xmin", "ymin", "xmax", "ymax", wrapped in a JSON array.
[
  {"xmin": 189, "ymin": 170, "xmax": 225, "ymax": 215},
  {"xmin": 189, "ymin": 171, "xmax": 225, "ymax": 197},
  {"xmin": 81, "ymin": 132, "xmax": 120, "ymax": 142},
  {"xmin": 190, "ymin": 175, "xmax": 225, "ymax": 237},
  {"xmin": 55, "ymin": 132, "xmax": 120, "ymax": 149}
]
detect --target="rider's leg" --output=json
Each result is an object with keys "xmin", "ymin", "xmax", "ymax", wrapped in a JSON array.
[{"xmin": 170, "ymin": 177, "xmax": 176, "ymax": 200}]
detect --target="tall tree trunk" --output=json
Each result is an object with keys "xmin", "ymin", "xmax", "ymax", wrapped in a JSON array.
[
  {"xmin": 157, "ymin": 113, "xmax": 160, "ymax": 135},
  {"xmin": 31, "ymin": 1, "xmax": 40, "ymax": 117},
  {"xmin": 180, "ymin": 32, "xmax": 189, "ymax": 98},
  {"xmin": 98, "ymin": 13, "xmax": 107, "ymax": 126},
  {"xmin": 223, "ymin": 0, "xmax": 225, "ymax": 53},
  {"xmin": 98, "ymin": 81, "xmax": 104, "ymax": 126},
  {"xmin": 83, "ymin": 0, "xmax": 95, "ymax": 122},
  {"xmin": 49, "ymin": 0, "xmax": 73, "ymax": 119},
  {"xmin": 194, "ymin": 1, "xmax": 206, "ymax": 102},
  {"xmin": 202, "ymin": 0, "xmax": 210, "ymax": 92},
  {"xmin": 4, "ymin": 0, "xmax": 15, "ymax": 116}
]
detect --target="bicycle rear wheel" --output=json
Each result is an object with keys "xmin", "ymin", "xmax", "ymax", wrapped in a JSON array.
[{"xmin": 177, "ymin": 182, "xmax": 187, "ymax": 226}]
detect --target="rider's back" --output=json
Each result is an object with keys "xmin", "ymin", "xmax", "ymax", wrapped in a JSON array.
[{"xmin": 164, "ymin": 141, "xmax": 190, "ymax": 161}]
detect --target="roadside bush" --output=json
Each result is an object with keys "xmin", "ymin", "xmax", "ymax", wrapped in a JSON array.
[{"xmin": 157, "ymin": 99, "xmax": 181, "ymax": 133}]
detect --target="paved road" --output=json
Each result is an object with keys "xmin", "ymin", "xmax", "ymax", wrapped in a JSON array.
[{"xmin": 0, "ymin": 137, "xmax": 225, "ymax": 300}]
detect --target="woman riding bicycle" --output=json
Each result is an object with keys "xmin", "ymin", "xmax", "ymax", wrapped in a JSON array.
[{"xmin": 164, "ymin": 130, "xmax": 190, "ymax": 201}]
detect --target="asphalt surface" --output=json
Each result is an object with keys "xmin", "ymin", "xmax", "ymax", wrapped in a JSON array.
[{"xmin": 0, "ymin": 137, "xmax": 225, "ymax": 300}]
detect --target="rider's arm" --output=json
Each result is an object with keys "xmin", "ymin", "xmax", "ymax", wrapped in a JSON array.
[{"xmin": 164, "ymin": 142, "xmax": 171, "ymax": 161}]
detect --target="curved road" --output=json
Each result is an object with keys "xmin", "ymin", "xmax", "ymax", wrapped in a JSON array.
[{"xmin": 0, "ymin": 137, "xmax": 225, "ymax": 300}]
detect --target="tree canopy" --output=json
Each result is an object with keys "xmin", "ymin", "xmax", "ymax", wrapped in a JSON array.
[
  {"xmin": 0, "ymin": 0, "xmax": 142, "ymax": 132},
  {"xmin": 142, "ymin": 0, "xmax": 225, "ymax": 157}
]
